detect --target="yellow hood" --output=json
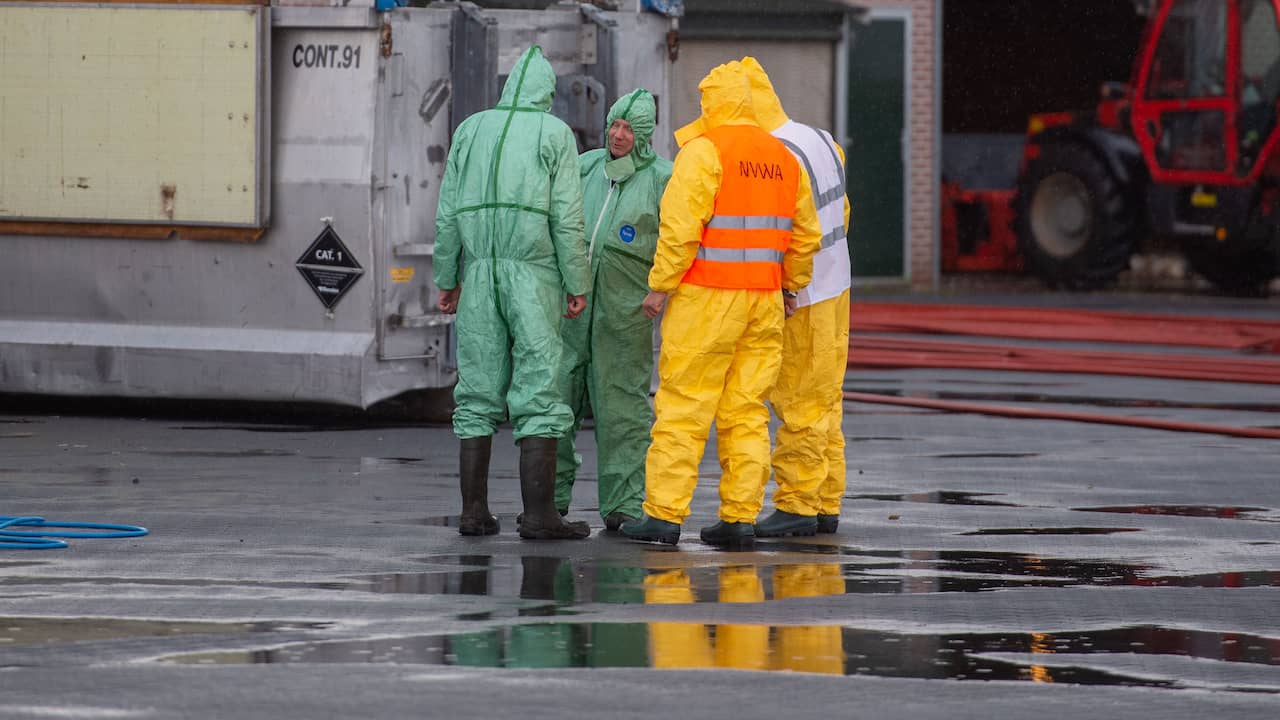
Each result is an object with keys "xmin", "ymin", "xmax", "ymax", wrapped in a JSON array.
[
  {"xmin": 741, "ymin": 56, "xmax": 789, "ymax": 132},
  {"xmin": 672, "ymin": 60, "xmax": 758, "ymax": 148}
]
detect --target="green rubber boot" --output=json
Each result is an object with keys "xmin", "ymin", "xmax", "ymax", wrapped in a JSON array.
[
  {"xmin": 816, "ymin": 514, "xmax": 840, "ymax": 534},
  {"xmin": 620, "ymin": 515, "xmax": 680, "ymax": 545},
  {"xmin": 754, "ymin": 510, "xmax": 818, "ymax": 538},
  {"xmin": 699, "ymin": 520, "xmax": 755, "ymax": 550}
]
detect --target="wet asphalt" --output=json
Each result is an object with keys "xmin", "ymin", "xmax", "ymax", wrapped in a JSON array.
[{"xmin": 1, "ymin": 291, "xmax": 1279, "ymax": 719}]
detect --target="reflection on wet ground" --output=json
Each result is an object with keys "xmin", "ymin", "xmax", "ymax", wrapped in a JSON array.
[
  {"xmin": 0, "ymin": 617, "xmax": 330, "ymax": 646},
  {"xmin": 159, "ymin": 623, "xmax": 1280, "ymax": 693},
  {"xmin": 926, "ymin": 452, "xmax": 1040, "ymax": 459},
  {"xmin": 1074, "ymin": 505, "xmax": 1276, "ymax": 521},
  {"xmin": 11, "ymin": 551, "xmax": 1272, "ymax": 604},
  {"xmin": 354, "ymin": 553, "xmax": 1280, "ymax": 600},
  {"xmin": 961, "ymin": 527, "xmax": 1142, "ymax": 536},
  {"xmin": 142, "ymin": 449, "xmax": 296, "ymax": 458},
  {"xmin": 849, "ymin": 491, "xmax": 1024, "ymax": 507},
  {"xmin": 847, "ymin": 494, "xmax": 1279, "ymax": 523}
]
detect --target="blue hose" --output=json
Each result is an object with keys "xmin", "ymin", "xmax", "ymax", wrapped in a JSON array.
[{"xmin": 0, "ymin": 516, "xmax": 148, "ymax": 550}]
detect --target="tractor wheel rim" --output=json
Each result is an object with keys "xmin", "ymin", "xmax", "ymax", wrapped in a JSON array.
[{"xmin": 1031, "ymin": 172, "xmax": 1093, "ymax": 259}]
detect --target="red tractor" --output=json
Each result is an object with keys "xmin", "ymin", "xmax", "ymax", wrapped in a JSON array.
[{"xmin": 1011, "ymin": 0, "xmax": 1280, "ymax": 293}]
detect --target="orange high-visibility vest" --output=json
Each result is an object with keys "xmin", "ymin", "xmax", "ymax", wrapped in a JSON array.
[{"xmin": 682, "ymin": 124, "xmax": 801, "ymax": 290}]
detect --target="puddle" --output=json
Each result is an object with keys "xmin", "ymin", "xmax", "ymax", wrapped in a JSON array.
[
  {"xmin": 926, "ymin": 453, "xmax": 1040, "ymax": 459},
  {"xmin": 347, "ymin": 553, "xmax": 1280, "ymax": 601},
  {"xmin": 0, "ymin": 617, "xmax": 329, "ymax": 646},
  {"xmin": 158, "ymin": 624, "xmax": 1280, "ymax": 692},
  {"xmin": 1073, "ymin": 505, "xmax": 1274, "ymax": 521},
  {"xmin": 849, "ymin": 491, "xmax": 1024, "ymax": 507},
  {"xmin": 143, "ymin": 449, "xmax": 296, "ymax": 458},
  {"xmin": 0, "ymin": 576, "xmax": 352, "ymax": 593},
  {"xmin": 962, "ymin": 527, "xmax": 1142, "ymax": 536},
  {"xmin": 19, "ymin": 553, "xmax": 1268, "ymax": 603}
]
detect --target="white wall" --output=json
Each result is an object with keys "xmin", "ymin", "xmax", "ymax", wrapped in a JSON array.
[{"xmin": 672, "ymin": 39, "xmax": 837, "ymax": 134}]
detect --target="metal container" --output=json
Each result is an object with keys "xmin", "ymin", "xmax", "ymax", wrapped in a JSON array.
[{"xmin": 0, "ymin": 1, "xmax": 673, "ymax": 410}]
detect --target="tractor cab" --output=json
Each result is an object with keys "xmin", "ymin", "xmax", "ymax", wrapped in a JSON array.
[
  {"xmin": 1131, "ymin": 0, "xmax": 1280, "ymax": 184},
  {"xmin": 1012, "ymin": 0, "xmax": 1280, "ymax": 294}
]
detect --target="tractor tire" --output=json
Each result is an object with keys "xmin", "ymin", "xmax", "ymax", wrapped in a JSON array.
[
  {"xmin": 1013, "ymin": 140, "xmax": 1140, "ymax": 290},
  {"xmin": 1182, "ymin": 207, "xmax": 1279, "ymax": 296}
]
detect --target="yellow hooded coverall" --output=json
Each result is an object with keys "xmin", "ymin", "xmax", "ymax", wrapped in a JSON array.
[
  {"xmin": 643, "ymin": 60, "xmax": 822, "ymax": 526},
  {"xmin": 743, "ymin": 58, "xmax": 853, "ymax": 519}
]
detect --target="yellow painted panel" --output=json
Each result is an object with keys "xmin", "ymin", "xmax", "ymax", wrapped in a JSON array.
[{"xmin": 0, "ymin": 5, "xmax": 262, "ymax": 225}]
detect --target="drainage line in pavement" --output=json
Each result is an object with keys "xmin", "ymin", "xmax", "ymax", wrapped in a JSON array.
[
  {"xmin": 843, "ymin": 392, "xmax": 1280, "ymax": 440},
  {"xmin": 0, "ymin": 516, "xmax": 149, "ymax": 550}
]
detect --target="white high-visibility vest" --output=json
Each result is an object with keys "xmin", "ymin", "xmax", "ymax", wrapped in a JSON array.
[{"xmin": 772, "ymin": 120, "xmax": 851, "ymax": 307}]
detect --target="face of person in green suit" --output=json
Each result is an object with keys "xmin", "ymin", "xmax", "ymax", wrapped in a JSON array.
[{"xmin": 608, "ymin": 118, "xmax": 635, "ymax": 159}]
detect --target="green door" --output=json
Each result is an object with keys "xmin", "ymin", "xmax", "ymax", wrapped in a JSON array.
[{"xmin": 846, "ymin": 16, "xmax": 907, "ymax": 278}]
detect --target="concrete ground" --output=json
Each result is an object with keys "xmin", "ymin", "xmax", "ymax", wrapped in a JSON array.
[{"xmin": 1, "ymin": 290, "xmax": 1278, "ymax": 719}]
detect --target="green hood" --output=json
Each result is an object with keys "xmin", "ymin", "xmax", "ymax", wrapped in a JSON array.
[
  {"xmin": 497, "ymin": 46, "xmax": 556, "ymax": 112},
  {"xmin": 607, "ymin": 88, "xmax": 657, "ymax": 168}
]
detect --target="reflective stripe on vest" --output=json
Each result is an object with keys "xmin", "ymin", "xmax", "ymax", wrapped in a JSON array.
[
  {"xmin": 774, "ymin": 121, "xmax": 846, "ymax": 249},
  {"xmin": 773, "ymin": 119, "xmax": 852, "ymax": 305},
  {"xmin": 706, "ymin": 215, "xmax": 794, "ymax": 231},
  {"xmin": 683, "ymin": 124, "xmax": 800, "ymax": 290},
  {"xmin": 696, "ymin": 247, "xmax": 785, "ymax": 263}
]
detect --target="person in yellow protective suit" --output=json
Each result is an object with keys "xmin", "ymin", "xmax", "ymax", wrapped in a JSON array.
[
  {"xmin": 621, "ymin": 60, "xmax": 822, "ymax": 550},
  {"xmin": 742, "ymin": 58, "xmax": 853, "ymax": 538}
]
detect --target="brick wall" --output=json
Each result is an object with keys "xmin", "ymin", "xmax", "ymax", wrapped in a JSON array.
[{"xmin": 849, "ymin": 0, "xmax": 939, "ymax": 290}]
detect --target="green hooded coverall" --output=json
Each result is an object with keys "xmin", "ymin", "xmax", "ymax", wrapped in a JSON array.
[
  {"xmin": 434, "ymin": 46, "xmax": 590, "ymax": 442},
  {"xmin": 554, "ymin": 89, "xmax": 673, "ymax": 521}
]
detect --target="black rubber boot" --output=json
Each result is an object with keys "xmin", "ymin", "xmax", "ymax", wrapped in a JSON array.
[
  {"xmin": 699, "ymin": 520, "xmax": 755, "ymax": 550},
  {"xmin": 816, "ymin": 514, "xmax": 839, "ymax": 534},
  {"xmin": 518, "ymin": 438, "xmax": 590, "ymax": 540},
  {"xmin": 458, "ymin": 436, "xmax": 499, "ymax": 536},
  {"xmin": 515, "ymin": 507, "xmax": 567, "ymax": 527},
  {"xmin": 620, "ymin": 515, "xmax": 680, "ymax": 545},
  {"xmin": 754, "ymin": 510, "xmax": 818, "ymax": 538}
]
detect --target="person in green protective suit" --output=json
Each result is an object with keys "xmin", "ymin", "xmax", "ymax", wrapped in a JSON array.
[
  {"xmin": 552, "ymin": 89, "xmax": 673, "ymax": 531},
  {"xmin": 433, "ymin": 46, "xmax": 592, "ymax": 541}
]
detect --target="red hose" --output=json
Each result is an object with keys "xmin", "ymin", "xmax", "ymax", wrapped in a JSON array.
[
  {"xmin": 848, "ymin": 336, "xmax": 1280, "ymax": 385},
  {"xmin": 845, "ymin": 303, "xmax": 1280, "ymax": 438},
  {"xmin": 852, "ymin": 302, "xmax": 1280, "ymax": 352},
  {"xmin": 842, "ymin": 391, "xmax": 1280, "ymax": 440}
]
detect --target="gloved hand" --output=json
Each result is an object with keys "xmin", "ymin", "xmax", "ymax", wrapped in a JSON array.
[{"xmin": 438, "ymin": 286, "xmax": 461, "ymax": 314}]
